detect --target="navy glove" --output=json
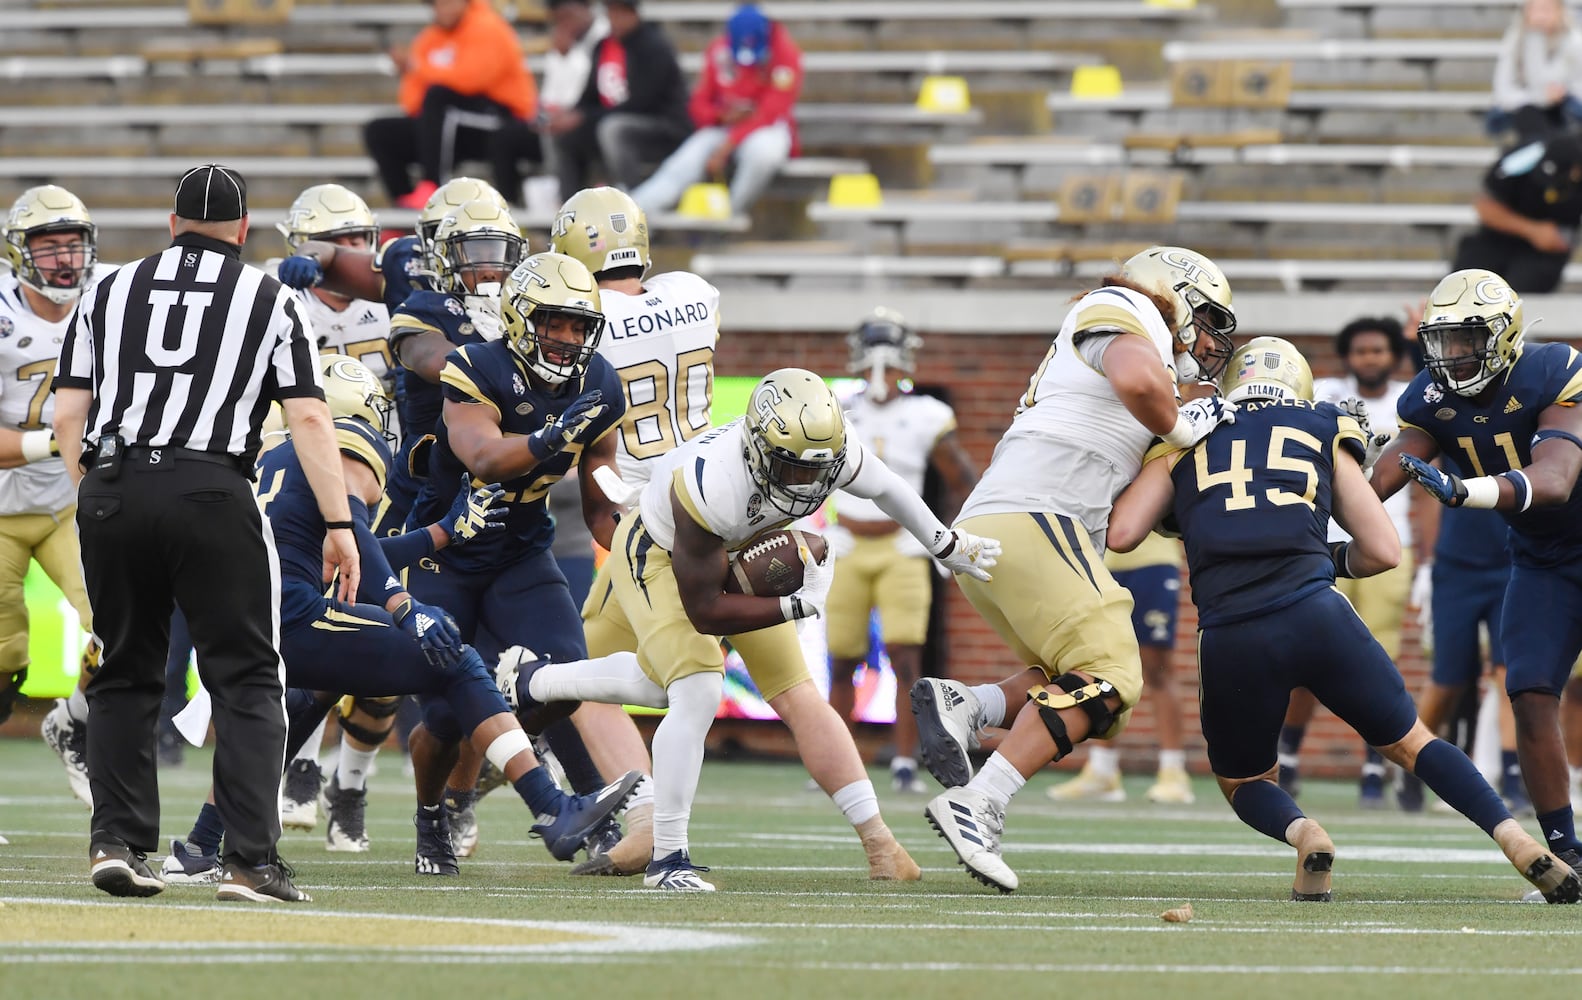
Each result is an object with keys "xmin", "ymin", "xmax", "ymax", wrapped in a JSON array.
[
  {"xmin": 278, "ymin": 254, "xmax": 324, "ymax": 290},
  {"xmin": 1399, "ymin": 453, "xmax": 1468, "ymax": 507},
  {"xmin": 527, "ymin": 389, "xmax": 607, "ymax": 461},
  {"xmin": 442, "ymin": 475, "xmax": 507, "ymax": 547},
  {"xmin": 392, "ymin": 597, "xmax": 464, "ymax": 669}
]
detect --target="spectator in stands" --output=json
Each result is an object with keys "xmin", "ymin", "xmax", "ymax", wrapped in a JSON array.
[
  {"xmin": 1490, "ymin": 0, "xmax": 1582, "ymax": 140},
  {"xmin": 544, "ymin": 0, "xmax": 692, "ymax": 197},
  {"xmin": 495, "ymin": 0, "xmax": 608, "ymax": 209},
  {"xmin": 364, "ymin": 0, "xmax": 538, "ymax": 210},
  {"xmin": 1452, "ymin": 132, "xmax": 1582, "ymax": 292},
  {"xmin": 631, "ymin": 4, "xmax": 803, "ymax": 216}
]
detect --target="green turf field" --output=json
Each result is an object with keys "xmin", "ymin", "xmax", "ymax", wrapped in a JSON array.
[{"xmin": 1, "ymin": 737, "xmax": 1576, "ymax": 1000}]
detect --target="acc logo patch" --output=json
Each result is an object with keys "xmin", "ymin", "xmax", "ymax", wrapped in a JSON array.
[
  {"xmin": 18, "ymin": 336, "xmax": 31, "ymax": 349},
  {"xmin": 1435, "ymin": 407, "xmax": 1457, "ymax": 421},
  {"xmin": 516, "ymin": 402, "xmax": 533, "ymax": 416},
  {"xmin": 1423, "ymin": 382, "xmax": 1444, "ymax": 404}
]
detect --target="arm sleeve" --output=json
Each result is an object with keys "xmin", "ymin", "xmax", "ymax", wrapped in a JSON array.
[
  {"xmin": 841, "ymin": 442, "xmax": 952, "ymax": 556},
  {"xmin": 1072, "ymin": 331, "xmax": 1122, "ymax": 374},
  {"xmin": 53, "ymin": 283, "xmax": 98, "ymax": 390},
  {"xmin": 727, "ymin": 38, "xmax": 803, "ymax": 146},
  {"xmin": 271, "ymin": 288, "xmax": 326, "ymax": 401},
  {"xmin": 378, "ymin": 523, "xmax": 439, "ymax": 572},
  {"xmin": 350, "ymin": 496, "xmax": 408, "ymax": 605}
]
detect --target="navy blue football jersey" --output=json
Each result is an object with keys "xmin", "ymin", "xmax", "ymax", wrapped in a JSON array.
[
  {"xmin": 1434, "ymin": 505, "xmax": 1510, "ymax": 571},
  {"xmin": 374, "ymin": 235, "xmax": 433, "ymax": 314},
  {"xmin": 256, "ymin": 417, "xmax": 393, "ymax": 629},
  {"xmin": 388, "ymin": 290, "xmax": 493, "ymax": 444},
  {"xmin": 1398, "ymin": 343, "xmax": 1582, "ymax": 569},
  {"xmin": 1169, "ymin": 399, "xmax": 1366, "ymax": 627},
  {"xmin": 412, "ymin": 343, "xmax": 626, "ymax": 572}
]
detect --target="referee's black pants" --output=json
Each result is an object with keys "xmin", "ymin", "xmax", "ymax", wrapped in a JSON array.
[{"xmin": 77, "ymin": 452, "xmax": 286, "ymax": 866}]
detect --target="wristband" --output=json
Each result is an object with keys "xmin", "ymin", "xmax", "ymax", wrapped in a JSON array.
[
  {"xmin": 324, "ymin": 520, "xmax": 355, "ymax": 530},
  {"xmin": 1501, "ymin": 469, "xmax": 1533, "ymax": 512},
  {"xmin": 20, "ymin": 429, "xmax": 56, "ymax": 464},
  {"xmin": 1329, "ymin": 541, "xmax": 1355, "ymax": 580},
  {"xmin": 1162, "ymin": 412, "xmax": 1198, "ymax": 450},
  {"xmin": 1460, "ymin": 476, "xmax": 1501, "ymax": 510},
  {"xmin": 779, "ymin": 594, "xmax": 815, "ymax": 622}
]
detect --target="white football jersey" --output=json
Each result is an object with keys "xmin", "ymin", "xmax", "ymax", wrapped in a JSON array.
[
  {"xmin": 639, "ymin": 419, "xmax": 875, "ymax": 554},
  {"xmin": 957, "ymin": 285, "xmax": 1178, "ymax": 546},
  {"xmin": 1315, "ymin": 375, "xmax": 1412, "ymax": 548},
  {"xmin": 296, "ymin": 289, "xmax": 393, "ymax": 381},
  {"xmin": 835, "ymin": 391, "xmax": 955, "ymax": 524},
  {"xmin": 596, "ymin": 271, "xmax": 721, "ymax": 490},
  {"xmin": 0, "ymin": 274, "xmax": 74, "ymax": 516}
]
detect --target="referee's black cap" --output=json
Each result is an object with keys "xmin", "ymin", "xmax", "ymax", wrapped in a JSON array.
[{"xmin": 173, "ymin": 163, "xmax": 248, "ymax": 222}]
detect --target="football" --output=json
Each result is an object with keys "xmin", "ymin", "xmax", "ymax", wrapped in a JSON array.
[{"xmin": 723, "ymin": 529, "xmax": 828, "ymax": 597}]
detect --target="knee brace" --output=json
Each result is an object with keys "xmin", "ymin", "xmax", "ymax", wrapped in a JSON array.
[
  {"xmin": 337, "ymin": 695, "xmax": 402, "ymax": 746},
  {"xmin": 1028, "ymin": 674, "xmax": 1118, "ymax": 760}
]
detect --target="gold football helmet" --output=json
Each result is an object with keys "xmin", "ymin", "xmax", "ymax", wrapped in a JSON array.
[
  {"xmin": 431, "ymin": 199, "xmax": 525, "ymax": 301},
  {"xmin": 1418, "ymin": 269, "xmax": 1524, "ymax": 397},
  {"xmin": 277, "ymin": 184, "xmax": 378, "ymax": 253},
  {"xmin": 549, "ymin": 186, "xmax": 651, "ymax": 277},
  {"xmin": 500, "ymin": 252, "xmax": 606, "ymax": 385},
  {"xmin": 4, "ymin": 185, "xmax": 96, "ymax": 305},
  {"xmin": 1220, "ymin": 337, "xmax": 1314, "ymax": 405},
  {"xmin": 417, "ymin": 177, "xmax": 511, "ymax": 248},
  {"xmin": 321, "ymin": 353, "xmax": 395, "ymax": 442},
  {"xmin": 744, "ymin": 368, "xmax": 848, "ymax": 518},
  {"xmin": 1121, "ymin": 245, "xmax": 1236, "ymax": 378}
]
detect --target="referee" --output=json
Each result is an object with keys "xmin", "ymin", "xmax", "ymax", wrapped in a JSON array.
[{"xmin": 52, "ymin": 164, "xmax": 360, "ymax": 902}]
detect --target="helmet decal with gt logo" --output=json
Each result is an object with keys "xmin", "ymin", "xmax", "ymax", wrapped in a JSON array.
[
  {"xmin": 744, "ymin": 369, "xmax": 848, "ymax": 518},
  {"xmin": 1419, "ymin": 269, "xmax": 1524, "ymax": 398},
  {"xmin": 1120, "ymin": 245, "xmax": 1236, "ymax": 380},
  {"xmin": 499, "ymin": 252, "xmax": 606, "ymax": 386}
]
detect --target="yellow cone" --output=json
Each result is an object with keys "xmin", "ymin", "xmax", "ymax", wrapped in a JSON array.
[
  {"xmin": 1070, "ymin": 64, "xmax": 1123, "ymax": 99},
  {"xmin": 827, "ymin": 173, "xmax": 883, "ymax": 208},
  {"xmin": 676, "ymin": 182, "xmax": 732, "ymax": 220},
  {"xmin": 916, "ymin": 75, "xmax": 971, "ymax": 115}
]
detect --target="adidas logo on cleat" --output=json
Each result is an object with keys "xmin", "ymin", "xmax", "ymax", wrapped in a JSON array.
[{"xmin": 943, "ymin": 689, "xmax": 965, "ymax": 709}]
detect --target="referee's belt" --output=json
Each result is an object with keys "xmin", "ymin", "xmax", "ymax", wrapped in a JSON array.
[{"xmin": 123, "ymin": 445, "xmax": 250, "ymax": 477}]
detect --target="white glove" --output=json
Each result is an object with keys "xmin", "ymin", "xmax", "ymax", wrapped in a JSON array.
[
  {"xmin": 1163, "ymin": 395, "xmax": 1237, "ymax": 449},
  {"xmin": 1338, "ymin": 396, "xmax": 1373, "ymax": 439},
  {"xmin": 931, "ymin": 529, "xmax": 1000, "ymax": 582},
  {"xmin": 825, "ymin": 523, "xmax": 857, "ymax": 561},
  {"xmin": 1411, "ymin": 562, "xmax": 1433, "ymax": 648},
  {"xmin": 1361, "ymin": 431, "xmax": 1394, "ymax": 479},
  {"xmin": 779, "ymin": 538, "xmax": 834, "ymax": 622},
  {"xmin": 591, "ymin": 464, "xmax": 640, "ymax": 513}
]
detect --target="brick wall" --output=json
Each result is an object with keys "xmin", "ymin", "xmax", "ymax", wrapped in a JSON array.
[{"xmin": 719, "ymin": 329, "xmax": 1427, "ymax": 778}]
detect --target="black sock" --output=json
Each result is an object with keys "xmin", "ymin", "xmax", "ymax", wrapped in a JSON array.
[
  {"xmin": 1277, "ymin": 725, "xmax": 1306, "ymax": 759},
  {"xmin": 1413, "ymin": 739, "xmax": 1510, "ymax": 836},
  {"xmin": 1231, "ymin": 780, "xmax": 1305, "ymax": 844},
  {"xmin": 542, "ymin": 717, "xmax": 605, "ymax": 795},
  {"xmin": 1500, "ymin": 750, "xmax": 1524, "ymax": 801}
]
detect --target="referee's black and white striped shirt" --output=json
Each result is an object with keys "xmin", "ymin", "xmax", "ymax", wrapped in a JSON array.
[{"xmin": 54, "ymin": 232, "xmax": 324, "ymax": 459}]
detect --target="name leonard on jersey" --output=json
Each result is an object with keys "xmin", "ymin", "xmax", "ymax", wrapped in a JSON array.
[{"xmin": 610, "ymin": 297, "xmax": 713, "ymax": 341}]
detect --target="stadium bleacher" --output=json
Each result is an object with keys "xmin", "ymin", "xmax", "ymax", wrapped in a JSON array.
[{"xmin": 0, "ymin": 0, "xmax": 1558, "ymax": 305}]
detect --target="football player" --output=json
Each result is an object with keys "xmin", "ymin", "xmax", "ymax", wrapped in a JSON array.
[
  {"xmin": 1048, "ymin": 531, "xmax": 1192, "ymax": 804},
  {"xmin": 1, "ymin": 186, "xmax": 101, "ymax": 805},
  {"xmin": 158, "ymin": 356, "xmax": 641, "ymax": 890},
  {"xmin": 1373, "ymin": 269, "xmax": 1582, "ymax": 878},
  {"xmin": 825, "ymin": 309, "xmax": 977, "ymax": 793},
  {"xmin": 401, "ymin": 251, "xmax": 643, "ymax": 875},
  {"xmin": 1108, "ymin": 337, "xmax": 1579, "ymax": 904},
  {"xmin": 911, "ymin": 246, "xmax": 1237, "ymax": 891},
  {"xmin": 1276, "ymin": 317, "xmax": 1426, "ymax": 808},
  {"xmin": 548, "ymin": 186, "xmax": 724, "ymax": 873},
  {"xmin": 276, "ymin": 176, "xmax": 512, "ymax": 315},
  {"xmin": 272, "ymin": 182, "xmax": 409, "ymax": 844},
  {"xmin": 499, "ymin": 367, "xmax": 999, "ymax": 890}
]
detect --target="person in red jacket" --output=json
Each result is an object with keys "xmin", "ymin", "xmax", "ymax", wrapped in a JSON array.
[
  {"xmin": 631, "ymin": 3, "xmax": 802, "ymax": 215},
  {"xmin": 364, "ymin": 0, "xmax": 540, "ymax": 209}
]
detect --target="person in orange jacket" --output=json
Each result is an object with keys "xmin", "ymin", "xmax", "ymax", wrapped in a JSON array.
[
  {"xmin": 364, "ymin": 0, "xmax": 540, "ymax": 209},
  {"xmin": 631, "ymin": 3, "xmax": 802, "ymax": 215}
]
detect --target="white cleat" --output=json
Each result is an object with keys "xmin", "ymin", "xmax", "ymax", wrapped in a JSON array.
[
  {"xmin": 279, "ymin": 759, "xmax": 323, "ymax": 831},
  {"xmin": 924, "ymin": 786, "xmax": 1018, "ymax": 893},
  {"xmin": 643, "ymin": 850, "xmax": 716, "ymax": 891},
  {"xmin": 41, "ymin": 700, "xmax": 92, "ymax": 808},
  {"xmin": 909, "ymin": 678, "xmax": 985, "ymax": 789}
]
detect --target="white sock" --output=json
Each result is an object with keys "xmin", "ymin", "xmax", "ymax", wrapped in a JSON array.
[
  {"xmin": 337, "ymin": 740, "xmax": 378, "ymax": 790},
  {"xmin": 528, "ymin": 651, "xmax": 667, "ymax": 708},
  {"xmin": 649, "ymin": 672, "xmax": 721, "ymax": 857},
  {"xmin": 1159, "ymin": 749, "xmax": 1185, "ymax": 772},
  {"xmin": 294, "ymin": 717, "xmax": 327, "ymax": 764},
  {"xmin": 627, "ymin": 774, "xmax": 655, "ymax": 811},
  {"xmin": 831, "ymin": 779, "xmax": 880, "ymax": 826},
  {"xmin": 966, "ymin": 752, "xmax": 1026, "ymax": 811},
  {"xmin": 890, "ymin": 755, "xmax": 917, "ymax": 773},
  {"xmin": 969, "ymin": 683, "xmax": 1006, "ymax": 727},
  {"xmin": 1086, "ymin": 746, "xmax": 1120, "ymax": 776},
  {"xmin": 65, "ymin": 688, "xmax": 89, "ymax": 723}
]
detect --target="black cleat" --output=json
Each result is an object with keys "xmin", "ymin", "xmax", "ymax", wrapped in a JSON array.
[
  {"xmin": 216, "ymin": 858, "xmax": 311, "ymax": 902},
  {"xmin": 414, "ymin": 807, "xmax": 460, "ymax": 876}
]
